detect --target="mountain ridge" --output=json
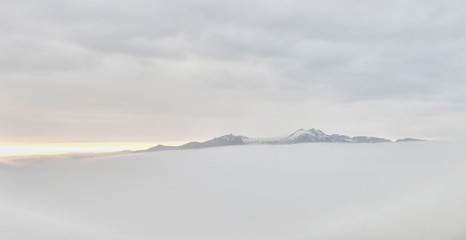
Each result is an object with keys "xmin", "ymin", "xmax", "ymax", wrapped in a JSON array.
[{"xmin": 140, "ymin": 128, "xmax": 422, "ymax": 152}]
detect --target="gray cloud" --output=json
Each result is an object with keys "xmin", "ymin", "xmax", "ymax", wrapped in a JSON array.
[{"xmin": 1, "ymin": 0, "xmax": 466, "ymax": 142}]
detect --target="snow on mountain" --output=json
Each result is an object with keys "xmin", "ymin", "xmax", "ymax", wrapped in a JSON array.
[
  {"xmin": 283, "ymin": 128, "xmax": 351, "ymax": 143},
  {"xmin": 144, "ymin": 128, "xmax": 399, "ymax": 152},
  {"xmin": 243, "ymin": 128, "xmax": 390, "ymax": 144},
  {"xmin": 179, "ymin": 134, "xmax": 246, "ymax": 149}
]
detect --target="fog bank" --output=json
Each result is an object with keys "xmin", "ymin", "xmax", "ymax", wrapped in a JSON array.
[{"xmin": 1, "ymin": 141, "xmax": 465, "ymax": 239}]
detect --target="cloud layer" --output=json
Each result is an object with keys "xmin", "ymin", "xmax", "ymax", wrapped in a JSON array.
[{"xmin": 1, "ymin": 0, "xmax": 466, "ymax": 142}]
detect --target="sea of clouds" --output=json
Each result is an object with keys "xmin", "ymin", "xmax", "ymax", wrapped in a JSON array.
[{"xmin": 1, "ymin": 141, "xmax": 465, "ymax": 240}]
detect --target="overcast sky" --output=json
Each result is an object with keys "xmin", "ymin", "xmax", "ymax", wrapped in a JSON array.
[{"xmin": 1, "ymin": 0, "xmax": 466, "ymax": 144}]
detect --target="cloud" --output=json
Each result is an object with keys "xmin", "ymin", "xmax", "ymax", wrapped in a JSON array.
[{"xmin": 1, "ymin": 0, "xmax": 466, "ymax": 142}]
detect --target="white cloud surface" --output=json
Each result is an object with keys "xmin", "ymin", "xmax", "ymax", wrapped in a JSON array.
[{"xmin": 1, "ymin": 141, "xmax": 466, "ymax": 239}]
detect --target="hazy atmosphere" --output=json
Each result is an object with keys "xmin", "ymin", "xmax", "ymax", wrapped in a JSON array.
[
  {"xmin": 2, "ymin": 0, "xmax": 466, "ymax": 144},
  {"xmin": 2, "ymin": 1, "xmax": 466, "ymax": 239}
]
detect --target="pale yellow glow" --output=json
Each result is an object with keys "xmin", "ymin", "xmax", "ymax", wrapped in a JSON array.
[{"xmin": 0, "ymin": 142, "xmax": 157, "ymax": 157}]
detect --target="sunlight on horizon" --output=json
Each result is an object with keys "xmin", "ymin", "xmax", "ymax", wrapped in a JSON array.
[{"xmin": 0, "ymin": 143, "xmax": 158, "ymax": 157}]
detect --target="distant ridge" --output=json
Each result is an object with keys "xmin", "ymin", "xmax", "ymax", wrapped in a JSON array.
[
  {"xmin": 395, "ymin": 138, "xmax": 424, "ymax": 142},
  {"xmin": 139, "ymin": 128, "xmax": 422, "ymax": 152}
]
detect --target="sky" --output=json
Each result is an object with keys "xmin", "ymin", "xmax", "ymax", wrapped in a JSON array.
[{"xmin": 1, "ymin": 0, "xmax": 466, "ymax": 145}]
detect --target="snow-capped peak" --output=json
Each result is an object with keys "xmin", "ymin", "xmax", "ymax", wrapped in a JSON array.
[
  {"xmin": 143, "ymin": 128, "xmax": 397, "ymax": 152},
  {"xmin": 287, "ymin": 128, "xmax": 326, "ymax": 140}
]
